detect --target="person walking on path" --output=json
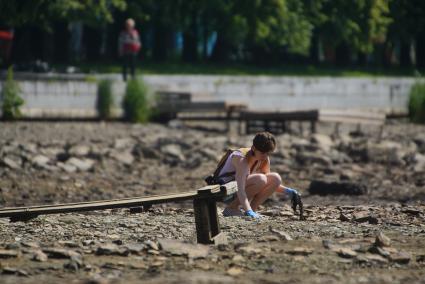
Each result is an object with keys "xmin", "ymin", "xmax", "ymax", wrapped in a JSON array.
[{"xmin": 118, "ymin": 18, "xmax": 141, "ymax": 81}]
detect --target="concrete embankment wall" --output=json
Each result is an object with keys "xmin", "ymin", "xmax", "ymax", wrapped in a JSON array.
[{"xmin": 0, "ymin": 73, "xmax": 422, "ymax": 118}]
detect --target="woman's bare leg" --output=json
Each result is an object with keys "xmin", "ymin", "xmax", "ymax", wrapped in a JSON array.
[
  {"xmin": 250, "ymin": 172, "xmax": 282, "ymax": 211},
  {"xmin": 226, "ymin": 174, "xmax": 267, "ymax": 210}
]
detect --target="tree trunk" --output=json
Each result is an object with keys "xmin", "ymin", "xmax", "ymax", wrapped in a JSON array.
[
  {"xmin": 416, "ymin": 32, "xmax": 425, "ymax": 68},
  {"xmin": 400, "ymin": 39, "xmax": 411, "ymax": 67},
  {"xmin": 335, "ymin": 42, "xmax": 350, "ymax": 66},
  {"xmin": 153, "ymin": 25, "xmax": 165, "ymax": 61},
  {"xmin": 53, "ymin": 22, "xmax": 69, "ymax": 63},
  {"xmin": 308, "ymin": 33, "xmax": 319, "ymax": 64},
  {"xmin": 357, "ymin": 51, "xmax": 367, "ymax": 66},
  {"xmin": 210, "ymin": 33, "xmax": 229, "ymax": 62},
  {"xmin": 83, "ymin": 25, "xmax": 101, "ymax": 62},
  {"xmin": 182, "ymin": 12, "xmax": 198, "ymax": 62}
]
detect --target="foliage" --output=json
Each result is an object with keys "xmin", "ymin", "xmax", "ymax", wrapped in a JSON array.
[
  {"xmin": 1, "ymin": 68, "xmax": 24, "ymax": 120},
  {"xmin": 314, "ymin": 0, "xmax": 392, "ymax": 53},
  {"xmin": 122, "ymin": 79, "xmax": 150, "ymax": 123},
  {"xmin": 96, "ymin": 79, "xmax": 114, "ymax": 120},
  {"xmin": 0, "ymin": 0, "xmax": 126, "ymax": 29},
  {"xmin": 1, "ymin": 0, "xmax": 424, "ymax": 66},
  {"xmin": 408, "ymin": 82, "xmax": 425, "ymax": 123}
]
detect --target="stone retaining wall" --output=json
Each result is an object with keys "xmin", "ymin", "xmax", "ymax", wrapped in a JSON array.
[{"xmin": 0, "ymin": 73, "xmax": 422, "ymax": 118}]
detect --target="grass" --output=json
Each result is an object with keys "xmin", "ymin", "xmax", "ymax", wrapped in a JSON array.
[{"xmin": 54, "ymin": 61, "xmax": 425, "ymax": 77}]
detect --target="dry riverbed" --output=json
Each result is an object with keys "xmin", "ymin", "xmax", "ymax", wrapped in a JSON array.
[{"xmin": 0, "ymin": 121, "xmax": 424, "ymax": 283}]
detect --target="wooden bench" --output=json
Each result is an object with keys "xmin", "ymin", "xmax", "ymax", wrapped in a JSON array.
[
  {"xmin": 319, "ymin": 109, "xmax": 386, "ymax": 137},
  {"xmin": 155, "ymin": 91, "xmax": 247, "ymax": 131},
  {"xmin": 239, "ymin": 110, "xmax": 319, "ymax": 135},
  {"xmin": 154, "ymin": 91, "xmax": 192, "ymax": 121},
  {"xmin": 0, "ymin": 182, "xmax": 237, "ymax": 244}
]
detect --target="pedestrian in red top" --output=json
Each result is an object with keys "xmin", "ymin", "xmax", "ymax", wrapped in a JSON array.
[{"xmin": 118, "ymin": 18, "xmax": 141, "ymax": 81}]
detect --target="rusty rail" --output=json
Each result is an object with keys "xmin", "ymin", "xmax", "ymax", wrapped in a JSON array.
[{"xmin": 0, "ymin": 182, "xmax": 238, "ymax": 244}]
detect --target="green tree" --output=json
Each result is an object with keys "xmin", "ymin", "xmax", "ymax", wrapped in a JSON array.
[
  {"xmin": 209, "ymin": 0, "xmax": 313, "ymax": 62},
  {"xmin": 388, "ymin": 0, "xmax": 425, "ymax": 67},
  {"xmin": 408, "ymin": 82, "xmax": 425, "ymax": 123},
  {"xmin": 122, "ymin": 79, "xmax": 150, "ymax": 123},
  {"xmin": 312, "ymin": 0, "xmax": 392, "ymax": 65},
  {"xmin": 96, "ymin": 79, "xmax": 114, "ymax": 120},
  {"xmin": 1, "ymin": 68, "xmax": 24, "ymax": 120},
  {"xmin": 0, "ymin": 0, "xmax": 126, "ymax": 28}
]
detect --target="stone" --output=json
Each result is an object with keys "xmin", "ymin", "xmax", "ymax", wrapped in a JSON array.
[
  {"xmin": 2, "ymin": 156, "xmax": 21, "ymax": 169},
  {"xmin": 158, "ymin": 239, "xmax": 209, "ymax": 259},
  {"xmin": 66, "ymin": 157, "xmax": 95, "ymax": 172},
  {"xmin": 308, "ymin": 180, "xmax": 367, "ymax": 196},
  {"xmin": 57, "ymin": 162, "xmax": 77, "ymax": 173},
  {"xmin": 353, "ymin": 212, "xmax": 379, "ymax": 224},
  {"xmin": 20, "ymin": 241, "xmax": 40, "ymax": 248},
  {"xmin": 0, "ymin": 249, "xmax": 20, "ymax": 258},
  {"xmin": 401, "ymin": 207, "xmax": 421, "ymax": 216},
  {"xmin": 413, "ymin": 153, "xmax": 425, "ymax": 173},
  {"xmin": 416, "ymin": 255, "xmax": 425, "ymax": 263},
  {"xmin": 322, "ymin": 240, "xmax": 333, "ymax": 249},
  {"xmin": 113, "ymin": 138, "xmax": 134, "ymax": 149},
  {"xmin": 367, "ymin": 141, "xmax": 405, "ymax": 166},
  {"xmin": 375, "ymin": 232, "xmax": 391, "ymax": 247},
  {"xmin": 32, "ymin": 155, "xmax": 50, "ymax": 168},
  {"xmin": 389, "ymin": 251, "xmax": 411, "ymax": 264},
  {"xmin": 368, "ymin": 246, "xmax": 392, "ymax": 258},
  {"xmin": 269, "ymin": 227, "xmax": 293, "ymax": 241},
  {"xmin": 339, "ymin": 213, "xmax": 350, "ymax": 222},
  {"xmin": 136, "ymin": 146, "xmax": 161, "ymax": 159},
  {"xmin": 144, "ymin": 240, "xmax": 159, "ymax": 251},
  {"xmin": 212, "ymin": 232, "xmax": 229, "ymax": 246},
  {"xmin": 311, "ymin": 133, "xmax": 334, "ymax": 152},
  {"xmin": 231, "ymin": 254, "xmax": 245, "ymax": 263},
  {"xmin": 110, "ymin": 151, "xmax": 134, "ymax": 165},
  {"xmin": 286, "ymin": 247, "xmax": 313, "ymax": 256},
  {"xmin": 161, "ymin": 144, "xmax": 186, "ymax": 162},
  {"xmin": 357, "ymin": 253, "xmax": 388, "ymax": 264},
  {"xmin": 336, "ymin": 247, "xmax": 357, "ymax": 258},
  {"xmin": 68, "ymin": 145, "xmax": 90, "ymax": 157},
  {"xmin": 43, "ymin": 248, "xmax": 81, "ymax": 259},
  {"xmin": 124, "ymin": 244, "xmax": 145, "ymax": 254},
  {"xmin": 2, "ymin": 267, "xmax": 28, "ymax": 276},
  {"xmin": 296, "ymin": 152, "xmax": 333, "ymax": 167},
  {"xmin": 58, "ymin": 240, "xmax": 80, "ymax": 248},
  {"xmin": 235, "ymin": 244, "xmax": 263, "ymax": 256},
  {"xmin": 258, "ymin": 235, "xmax": 280, "ymax": 242},
  {"xmin": 227, "ymin": 267, "xmax": 243, "ymax": 276},
  {"xmin": 96, "ymin": 244, "xmax": 128, "ymax": 256},
  {"xmin": 32, "ymin": 250, "xmax": 48, "ymax": 262}
]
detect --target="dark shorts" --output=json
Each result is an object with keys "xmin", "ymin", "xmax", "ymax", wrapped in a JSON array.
[{"xmin": 223, "ymin": 193, "xmax": 236, "ymax": 204}]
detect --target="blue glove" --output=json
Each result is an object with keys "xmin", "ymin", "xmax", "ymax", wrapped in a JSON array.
[
  {"xmin": 245, "ymin": 209, "xmax": 260, "ymax": 218},
  {"xmin": 284, "ymin": 187, "xmax": 298, "ymax": 199}
]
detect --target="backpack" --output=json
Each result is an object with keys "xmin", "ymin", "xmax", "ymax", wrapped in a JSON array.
[
  {"xmin": 204, "ymin": 148, "xmax": 256, "ymax": 185},
  {"xmin": 204, "ymin": 149, "xmax": 236, "ymax": 185}
]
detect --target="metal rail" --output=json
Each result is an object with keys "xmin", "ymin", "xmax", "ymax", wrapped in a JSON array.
[{"xmin": 0, "ymin": 182, "xmax": 238, "ymax": 244}]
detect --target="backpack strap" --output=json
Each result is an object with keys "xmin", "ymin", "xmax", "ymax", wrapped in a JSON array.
[{"xmin": 213, "ymin": 149, "xmax": 234, "ymax": 178}]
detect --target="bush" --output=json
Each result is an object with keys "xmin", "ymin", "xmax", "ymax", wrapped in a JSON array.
[
  {"xmin": 122, "ymin": 79, "xmax": 150, "ymax": 123},
  {"xmin": 96, "ymin": 79, "xmax": 114, "ymax": 120},
  {"xmin": 1, "ymin": 67, "xmax": 24, "ymax": 120},
  {"xmin": 408, "ymin": 82, "xmax": 425, "ymax": 123}
]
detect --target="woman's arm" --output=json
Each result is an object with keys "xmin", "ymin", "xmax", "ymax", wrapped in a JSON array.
[{"xmin": 232, "ymin": 155, "xmax": 251, "ymax": 211}]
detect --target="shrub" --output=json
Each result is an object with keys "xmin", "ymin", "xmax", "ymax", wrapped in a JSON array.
[
  {"xmin": 408, "ymin": 82, "xmax": 425, "ymax": 124},
  {"xmin": 1, "ymin": 67, "xmax": 24, "ymax": 120},
  {"xmin": 122, "ymin": 79, "xmax": 150, "ymax": 123},
  {"xmin": 96, "ymin": 79, "xmax": 114, "ymax": 120}
]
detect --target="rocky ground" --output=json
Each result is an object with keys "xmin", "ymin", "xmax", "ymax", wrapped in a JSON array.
[{"xmin": 0, "ymin": 121, "xmax": 424, "ymax": 284}]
